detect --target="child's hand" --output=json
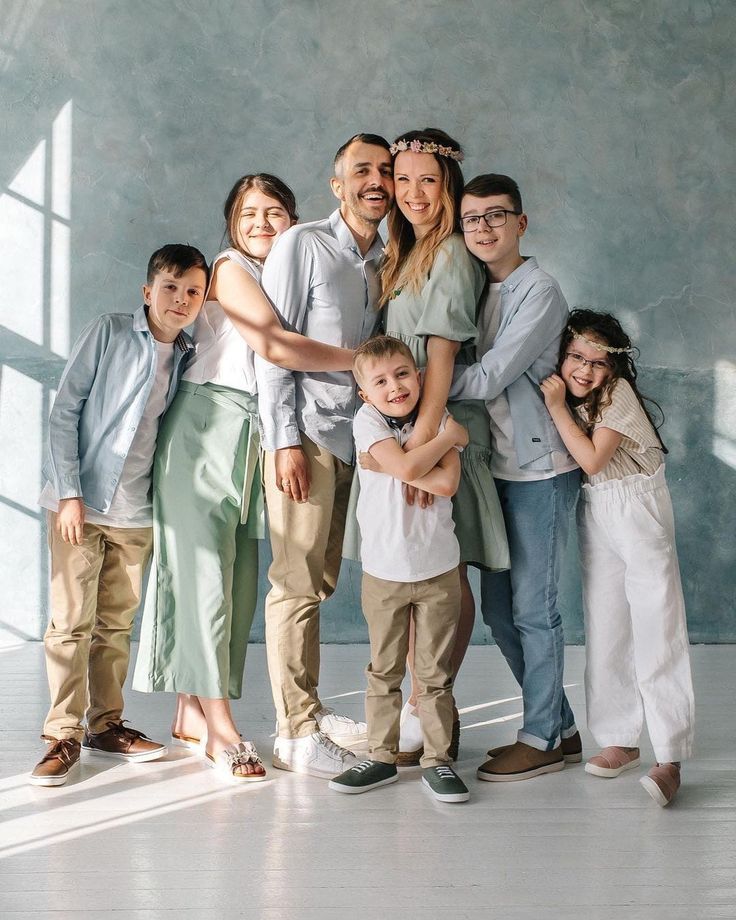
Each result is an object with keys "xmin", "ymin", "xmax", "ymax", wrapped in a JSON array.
[
  {"xmin": 57, "ymin": 498, "xmax": 85, "ymax": 545},
  {"xmin": 445, "ymin": 415, "xmax": 469, "ymax": 448},
  {"xmin": 358, "ymin": 450, "xmax": 383, "ymax": 473},
  {"xmin": 540, "ymin": 374, "xmax": 568, "ymax": 410}
]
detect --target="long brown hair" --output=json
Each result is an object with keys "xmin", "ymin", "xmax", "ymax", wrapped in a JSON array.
[
  {"xmin": 222, "ymin": 173, "xmax": 298, "ymax": 257},
  {"xmin": 379, "ymin": 128, "xmax": 465, "ymax": 307},
  {"xmin": 559, "ymin": 309, "xmax": 668, "ymax": 452}
]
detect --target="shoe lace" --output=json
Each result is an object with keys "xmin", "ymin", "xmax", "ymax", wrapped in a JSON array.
[
  {"xmin": 104, "ymin": 720, "xmax": 150, "ymax": 742},
  {"xmin": 350, "ymin": 760, "xmax": 375, "ymax": 774},
  {"xmin": 314, "ymin": 731, "xmax": 353, "ymax": 760},
  {"xmin": 433, "ymin": 765, "xmax": 456, "ymax": 780},
  {"xmin": 318, "ymin": 707, "xmax": 360, "ymax": 727},
  {"xmin": 44, "ymin": 739, "xmax": 78, "ymax": 766}
]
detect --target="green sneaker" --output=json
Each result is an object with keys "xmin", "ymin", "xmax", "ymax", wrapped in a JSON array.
[
  {"xmin": 329, "ymin": 759, "xmax": 398, "ymax": 794},
  {"xmin": 421, "ymin": 764, "xmax": 469, "ymax": 803}
]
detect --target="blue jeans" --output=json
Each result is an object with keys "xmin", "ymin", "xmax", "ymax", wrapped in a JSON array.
[{"xmin": 480, "ymin": 470, "xmax": 580, "ymax": 751}]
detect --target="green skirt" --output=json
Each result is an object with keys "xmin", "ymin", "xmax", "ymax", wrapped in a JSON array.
[
  {"xmin": 133, "ymin": 382, "xmax": 263, "ymax": 699},
  {"xmin": 343, "ymin": 398, "xmax": 509, "ymax": 572}
]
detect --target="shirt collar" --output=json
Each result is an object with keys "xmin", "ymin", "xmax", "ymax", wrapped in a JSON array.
[
  {"xmin": 329, "ymin": 208, "xmax": 384, "ymax": 261},
  {"xmin": 500, "ymin": 256, "xmax": 539, "ymax": 293},
  {"xmin": 136, "ymin": 305, "xmax": 194, "ymax": 354},
  {"xmin": 379, "ymin": 404, "xmax": 419, "ymax": 431}
]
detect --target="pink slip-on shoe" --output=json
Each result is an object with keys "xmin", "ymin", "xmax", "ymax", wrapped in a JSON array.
[
  {"xmin": 585, "ymin": 746, "xmax": 640, "ymax": 778},
  {"xmin": 640, "ymin": 763, "xmax": 681, "ymax": 806}
]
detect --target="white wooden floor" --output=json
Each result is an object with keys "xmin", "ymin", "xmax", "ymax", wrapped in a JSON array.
[{"xmin": 1, "ymin": 642, "xmax": 735, "ymax": 919}]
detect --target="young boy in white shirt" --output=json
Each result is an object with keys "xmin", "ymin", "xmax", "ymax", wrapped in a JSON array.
[
  {"xmin": 30, "ymin": 244, "xmax": 208, "ymax": 787},
  {"xmin": 329, "ymin": 336, "xmax": 470, "ymax": 803}
]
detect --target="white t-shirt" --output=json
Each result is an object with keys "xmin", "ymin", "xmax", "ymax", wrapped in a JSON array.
[
  {"xmin": 477, "ymin": 283, "xmax": 577, "ymax": 481},
  {"xmin": 40, "ymin": 340, "xmax": 175, "ymax": 527},
  {"xmin": 353, "ymin": 404, "xmax": 460, "ymax": 582},
  {"xmin": 182, "ymin": 249, "xmax": 260, "ymax": 394}
]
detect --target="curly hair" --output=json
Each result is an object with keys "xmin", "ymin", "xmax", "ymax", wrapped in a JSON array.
[{"xmin": 559, "ymin": 309, "xmax": 668, "ymax": 453}]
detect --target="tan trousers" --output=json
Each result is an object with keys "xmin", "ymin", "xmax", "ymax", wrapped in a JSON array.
[
  {"xmin": 43, "ymin": 513, "xmax": 152, "ymax": 741},
  {"xmin": 263, "ymin": 435, "xmax": 354, "ymax": 738},
  {"xmin": 362, "ymin": 568, "xmax": 461, "ymax": 768}
]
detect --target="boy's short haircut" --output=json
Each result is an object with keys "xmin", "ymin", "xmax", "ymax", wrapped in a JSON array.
[
  {"xmin": 146, "ymin": 243, "xmax": 210, "ymax": 286},
  {"xmin": 353, "ymin": 334, "xmax": 417, "ymax": 383},
  {"xmin": 463, "ymin": 174, "xmax": 523, "ymax": 214}
]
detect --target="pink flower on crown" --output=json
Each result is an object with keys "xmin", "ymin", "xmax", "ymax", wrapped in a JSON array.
[{"xmin": 409, "ymin": 139, "xmax": 424, "ymax": 153}]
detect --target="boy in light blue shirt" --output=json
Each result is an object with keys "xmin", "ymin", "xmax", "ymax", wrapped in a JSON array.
[
  {"xmin": 30, "ymin": 244, "xmax": 208, "ymax": 787},
  {"xmin": 451, "ymin": 175, "xmax": 581, "ymax": 783}
]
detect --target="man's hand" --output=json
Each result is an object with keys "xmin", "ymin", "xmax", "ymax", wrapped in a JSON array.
[
  {"xmin": 57, "ymin": 498, "xmax": 85, "ymax": 545},
  {"xmin": 274, "ymin": 447, "xmax": 310, "ymax": 503},
  {"xmin": 540, "ymin": 374, "xmax": 568, "ymax": 411}
]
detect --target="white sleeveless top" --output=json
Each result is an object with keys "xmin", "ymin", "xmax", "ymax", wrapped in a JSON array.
[{"xmin": 182, "ymin": 249, "xmax": 261, "ymax": 394}]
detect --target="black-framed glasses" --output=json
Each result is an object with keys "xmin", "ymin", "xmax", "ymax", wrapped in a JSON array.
[{"xmin": 460, "ymin": 208, "xmax": 521, "ymax": 232}]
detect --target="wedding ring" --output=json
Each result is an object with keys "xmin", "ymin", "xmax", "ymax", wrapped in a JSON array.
[{"xmin": 281, "ymin": 479, "xmax": 291, "ymax": 488}]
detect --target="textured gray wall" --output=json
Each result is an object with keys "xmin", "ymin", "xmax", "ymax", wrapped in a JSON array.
[{"xmin": 1, "ymin": 0, "xmax": 733, "ymax": 645}]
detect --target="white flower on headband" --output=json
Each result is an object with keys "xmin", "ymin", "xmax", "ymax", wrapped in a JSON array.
[
  {"xmin": 570, "ymin": 331, "xmax": 633, "ymax": 354},
  {"xmin": 390, "ymin": 138, "xmax": 464, "ymax": 162}
]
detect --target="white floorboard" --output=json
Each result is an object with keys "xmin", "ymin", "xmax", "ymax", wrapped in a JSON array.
[{"xmin": 1, "ymin": 642, "xmax": 735, "ymax": 919}]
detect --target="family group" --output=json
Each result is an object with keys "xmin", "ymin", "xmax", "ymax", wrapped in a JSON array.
[{"xmin": 30, "ymin": 128, "xmax": 694, "ymax": 807}]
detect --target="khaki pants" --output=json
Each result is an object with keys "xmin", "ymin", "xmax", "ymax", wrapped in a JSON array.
[
  {"xmin": 362, "ymin": 568, "xmax": 461, "ymax": 768},
  {"xmin": 263, "ymin": 435, "xmax": 354, "ymax": 738},
  {"xmin": 43, "ymin": 513, "xmax": 152, "ymax": 741}
]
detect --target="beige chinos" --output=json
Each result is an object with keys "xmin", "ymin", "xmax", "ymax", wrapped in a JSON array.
[
  {"xmin": 362, "ymin": 568, "xmax": 461, "ymax": 768},
  {"xmin": 43, "ymin": 514, "xmax": 152, "ymax": 741},
  {"xmin": 263, "ymin": 435, "xmax": 354, "ymax": 738}
]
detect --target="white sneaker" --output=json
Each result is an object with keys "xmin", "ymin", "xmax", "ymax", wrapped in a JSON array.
[
  {"xmin": 399, "ymin": 702, "xmax": 423, "ymax": 753},
  {"xmin": 315, "ymin": 707, "xmax": 368, "ymax": 747},
  {"xmin": 272, "ymin": 731, "xmax": 359, "ymax": 778}
]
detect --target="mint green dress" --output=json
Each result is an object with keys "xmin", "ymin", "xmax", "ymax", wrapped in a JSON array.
[{"xmin": 385, "ymin": 235, "xmax": 508, "ymax": 571}]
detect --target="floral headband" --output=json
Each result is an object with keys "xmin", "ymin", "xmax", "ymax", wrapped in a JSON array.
[
  {"xmin": 570, "ymin": 330, "xmax": 633, "ymax": 354},
  {"xmin": 389, "ymin": 138, "xmax": 464, "ymax": 162}
]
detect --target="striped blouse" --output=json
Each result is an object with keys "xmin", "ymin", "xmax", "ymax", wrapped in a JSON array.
[{"xmin": 577, "ymin": 378, "xmax": 664, "ymax": 484}]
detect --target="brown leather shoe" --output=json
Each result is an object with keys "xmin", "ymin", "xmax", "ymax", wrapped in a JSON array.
[
  {"xmin": 29, "ymin": 738, "xmax": 81, "ymax": 787},
  {"xmin": 83, "ymin": 721, "xmax": 167, "ymax": 762},
  {"xmin": 477, "ymin": 741, "xmax": 564, "ymax": 782},
  {"xmin": 487, "ymin": 730, "xmax": 582, "ymax": 764}
]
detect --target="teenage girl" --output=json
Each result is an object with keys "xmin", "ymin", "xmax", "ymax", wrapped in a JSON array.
[
  {"xmin": 133, "ymin": 175, "xmax": 353, "ymax": 783},
  {"xmin": 540, "ymin": 309, "xmax": 694, "ymax": 806}
]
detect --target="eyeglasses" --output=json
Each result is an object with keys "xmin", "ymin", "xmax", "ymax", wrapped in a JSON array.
[
  {"xmin": 459, "ymin": 208, "xmax": 521, "ymax": 232},
  {"xmin": 564, "ymin": 352, "xmax": 611, "ymax": 372}
]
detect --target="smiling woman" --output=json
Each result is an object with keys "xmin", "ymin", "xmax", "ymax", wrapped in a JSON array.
[
  {"xmin": 376, "ymin": 128, "xmax": 510, "ymax": 764},
  {"xmin": 132, "ymin": 174, "xmax": 356, "ymax": 785}
]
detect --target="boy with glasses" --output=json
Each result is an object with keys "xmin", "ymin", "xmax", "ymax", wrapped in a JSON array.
[{"xmin": 451, "ymin": 174, "xmax": 582, "ymax": 782}]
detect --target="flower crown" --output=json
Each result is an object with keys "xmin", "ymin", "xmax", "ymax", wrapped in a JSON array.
[
  {"xmin": 389, "ymin": 138, "xmax": 464, "ymax": 162},
  {"xmin": 570, "ymin": 330, "xmax": 633, "ymax": 354}
]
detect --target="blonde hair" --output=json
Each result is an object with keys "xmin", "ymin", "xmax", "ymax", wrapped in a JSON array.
[
  {"xmin": 352, "ymin": 334, "xmax": 416, "ymax": 383},
  {"xmin": 379, "ymin": 128, "xmax": 465, "ymax": 307}
]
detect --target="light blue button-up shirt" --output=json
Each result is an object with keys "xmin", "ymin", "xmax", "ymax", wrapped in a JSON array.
[
  {"xmin": 42, "ymin": 305, "xmax": 193, "ymax": 513},
  {"xmin": 450, "ymin": 257, "xmax": 572, "ymax": 471},
  {"xmin": 255, "ymin": 209, "xmax": 383, "ymax": 463}
]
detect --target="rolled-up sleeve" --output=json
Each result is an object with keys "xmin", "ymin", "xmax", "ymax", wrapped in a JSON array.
[
  {"xmin": 255, "ymin": 231, "xmax": 312, "ymax": 451},
  {"xmin": 451, "ymin": 283, "xmax": 567, "ymax": 401}
]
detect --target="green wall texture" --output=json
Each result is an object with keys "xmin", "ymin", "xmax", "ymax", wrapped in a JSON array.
[{"xmin": 0, "ymin": 0, "xmax": 733, "ymax": 645}]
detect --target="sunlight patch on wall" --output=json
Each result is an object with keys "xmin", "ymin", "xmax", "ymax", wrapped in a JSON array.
[{"xmin": 713, "ymin": 359, "xmax": 736, "ymax": 470}]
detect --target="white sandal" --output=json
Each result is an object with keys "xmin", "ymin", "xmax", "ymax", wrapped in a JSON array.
[{"xmin": 206, "ymin": 741, "xmax": 267, "ymax": 783}]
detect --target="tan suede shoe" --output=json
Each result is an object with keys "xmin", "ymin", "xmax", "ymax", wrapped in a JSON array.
[
  {"xmin": 477, "ymin": 741, "xmax": 564, "ymax": 782},
  {"xmin": 487, "ymin": 730, "xmax": 582, "ymax": 764}
]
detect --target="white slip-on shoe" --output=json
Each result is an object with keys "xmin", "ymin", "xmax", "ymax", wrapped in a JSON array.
[
  {"xmin": 315, "ymin": 707, "xmax": 368, "ymax": 747},
  {"xmin": 397, "ymin": 702, "xmax": 424, "ymax": 766},
  {"xmin": 205, "ymin": 741, "xmax": 267, "ymax": 784},
  {"xmin": 272, "ymin": 731, "xmax": 359, "ymax": 779}
]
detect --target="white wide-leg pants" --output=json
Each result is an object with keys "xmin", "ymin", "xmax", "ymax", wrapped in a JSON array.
[{"xmin": 579, "ymin": 465, "xmax": 694, "ymax": 763}]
